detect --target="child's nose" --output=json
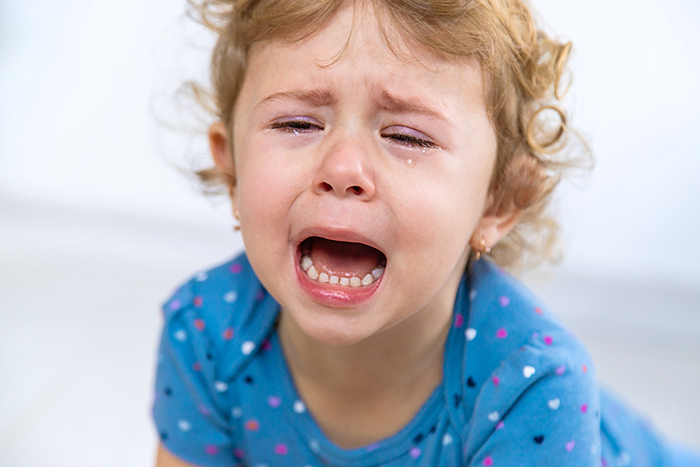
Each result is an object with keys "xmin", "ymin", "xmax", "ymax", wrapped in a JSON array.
[{"xmin": 313, "ymin": 139, "xmax": 376, "ymax": 200}]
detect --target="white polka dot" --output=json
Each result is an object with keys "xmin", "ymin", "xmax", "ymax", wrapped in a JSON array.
[
  {"xmin": 547, "ymin": 398, "xmax": 560, "ymax": 410},
  {"xmin": 177, "ymin": 419, "xmax": 192, "ymax": 432},
  {"xmin": 617, "ymin": 452, "xmax": 632, "ymax": 466},
  {"xmin": 174, "ymin": 330, "xmax": 187, "ymax": 342},
  {"xmin": 214, "ymin": 381, "xmax": 228, "ymax": 392},
  {"xmin": 241, "ymin": 341, "xmax": 255, "ymax": 355},
  {"xmin": 465, "ymin": 328, "xmax": 477, "ymax": 341},
  {"xmin": 309, "ymin": 439, "xmax": 320, "ymax": 453},
  {"xmin": 195, "ymin": 272, "xmax": 208, "ymax": 281},
  {"xmin": 488, "ymin": 411, "xmax": 500, "ymax": 422},
  {"xmin": 293, "ymin": 400, "xmax": 306, "ymax": 414},
  {"xmin": 523, "ymin": 365, "xmax": 536, "ymax": 378},
  {"xmin": 224, "ymin": 291, "xmax": 237, "ymax": 303},
  {"xmin": 469, "ymin": 289, "xmax": 477, "ymax": 301},
  {"xmin": 232, "ymin": 406, "xmax": 242, "ymax": 418},
  {"xmin": 442, "ymin": 433, "xmax": 453, "ymax": 446}
]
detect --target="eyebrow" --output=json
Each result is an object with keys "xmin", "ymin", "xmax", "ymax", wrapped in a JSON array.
[
  {"xmin": 255, "ymin": 89, "xmax": 336, "ymax": 109},
  {"xmin": 373, "ymin": 89, "xmax": 449, "ymax": 124}
]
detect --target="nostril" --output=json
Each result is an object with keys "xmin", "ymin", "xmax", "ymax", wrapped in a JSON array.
[
  {"xmin": 320, "ymin": 182, "xmax": 333, "ymax": 192},
  {"xmin": 350, "ymin": 186, "xmax": 363, "ymax": 195}
]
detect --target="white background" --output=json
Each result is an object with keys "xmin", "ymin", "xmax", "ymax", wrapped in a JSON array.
[{"xmin": 1, "ymin": 1, "xmax": 699, "ymax": 466}]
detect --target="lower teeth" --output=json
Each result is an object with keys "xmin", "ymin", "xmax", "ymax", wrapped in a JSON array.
[{"xmin": 300, "ymin": 255, "xmax": 384, "ymax": 287}]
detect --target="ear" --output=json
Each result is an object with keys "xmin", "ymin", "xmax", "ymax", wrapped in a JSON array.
[
  {"xmin": 469, "ymin": 206, "xmax": 524, "ymax": 253},
  {"xmin": 208, "ymin": 121, "xmax": 237, "ymax": 202}
]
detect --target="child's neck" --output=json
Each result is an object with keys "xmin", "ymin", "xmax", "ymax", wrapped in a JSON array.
[{"xmin": 277, "ymin": 298, "xmax": 454, "ymax": 449}]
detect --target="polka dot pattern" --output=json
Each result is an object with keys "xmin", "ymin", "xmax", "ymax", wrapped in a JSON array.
[{"xmin": 152, "ymin": 254, "xmax": 667, "ymax": 467}]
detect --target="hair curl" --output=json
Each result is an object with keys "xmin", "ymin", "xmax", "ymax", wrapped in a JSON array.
[{"xmin": 185, "ymin": 0, "xmax": 591, "ymax": 270}]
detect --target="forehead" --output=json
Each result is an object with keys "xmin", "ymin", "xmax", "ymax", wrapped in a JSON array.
[{"xmin": 240, "ymin": 1, "xmax": 488, "ymax": 115}]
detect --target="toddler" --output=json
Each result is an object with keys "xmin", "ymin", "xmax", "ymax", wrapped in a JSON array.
[{"xmin": 152, "ymin": 0, "xmax": 697, "ymax": 466}]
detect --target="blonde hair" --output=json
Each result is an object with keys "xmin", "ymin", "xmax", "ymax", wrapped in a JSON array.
[{"xmin": 186, "ymin": 0, "xmax": 591, "ymax": 270}]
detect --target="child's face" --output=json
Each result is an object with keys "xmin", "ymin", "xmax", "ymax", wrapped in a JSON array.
[{"xmin": 219, "ymin": 3, "xmax": 506, "ymax": 346}]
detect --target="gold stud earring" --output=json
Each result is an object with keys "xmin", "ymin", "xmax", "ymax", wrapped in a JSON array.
[
  {"xmin": 233, "ymin": 211, "xmax": 241, "ymax": 232},
  {"xmin": 474, "ymin": 238, "xmax": 491, "ymax": 260}
]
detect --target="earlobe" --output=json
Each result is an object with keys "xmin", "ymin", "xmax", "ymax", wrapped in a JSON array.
[{"xmin": 470, "ymin": 209, "xmax": 524, "ymax": 253}]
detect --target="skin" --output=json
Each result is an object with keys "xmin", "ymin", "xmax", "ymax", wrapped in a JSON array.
[{"xmin": 157, "ymin": 2, "xmax": 524, "ymax": 464}]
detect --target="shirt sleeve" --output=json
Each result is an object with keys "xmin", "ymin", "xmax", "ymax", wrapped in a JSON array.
[
  {"xmin": 464, "ymin": 334, "xmax": 601, "ymax": 467},
  {"xmin": 152, "ymin": 283, "xmax": 239, "ymax": 467}
]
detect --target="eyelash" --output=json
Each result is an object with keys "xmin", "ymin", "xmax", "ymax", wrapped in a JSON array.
[{"xmin": 270, "ymin": 120, "xmax": 438, "ymax": 149}]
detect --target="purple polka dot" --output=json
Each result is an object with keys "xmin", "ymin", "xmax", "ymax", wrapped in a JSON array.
[
  {"xmin": 205, "ymin": 445, "xmax": 218, "ymax": 455},
  {"xmin": 454, "ymin": 314, "xmax": 464, "ymax": 328},
  {"xmin": 262, "ymin": 340, "xmax": 272, "ymax": 351},
  {"xmin": 229, "ymin": 263, "xmax": 243, "ymax": 274},
  {"xmin": 410, "ymin": 447, "xmax": 421, "ymax": 459},
  {"xmin": 256, "ymin": 290, "xmax": 265, "ymax": 301},
  {"xmin": 498, "ymin": 296, "xmax": 510, "ymax": 307},
  {"xmin": 556, "ymin": 365, "xmax": 566, "ymax": 376},
  {"xmin": 496, "ymin": 421, "xmax": 505, "ymax": 430},
  {"xmin": 566, "ymin": 441, "xmax": 576, "ymax": 452},
  {"xmin": 169, "ymin": 299, "xmax": 181, "ymax": 311},
  {"xmin": 267, "ymin": 396, "xmax": 281, "ymax": 408},
  {"xmin": 496, "ymin": 328, "xmax": 508, "ymax": 339},
  {"xmin": 234, "ymin": 448, "xmax": 245, "ymax": 459},
  {"xmin": 199, "ymin": 405, "xmax": 210, "ymax": 416},
  {"xmin": 274, "ymin": 444, "xmax": 288, "ymax": 455},
  {"xmin": 365, "ymin": 442, "xmax": 380, "ymax": 452}
]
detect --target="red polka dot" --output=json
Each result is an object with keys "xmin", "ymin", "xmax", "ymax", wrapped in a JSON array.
[
  {"xmin": 205, "ymin": 445, "xmax": 218, "ymax": 455},
  {"xmin": 245, "ymin": 420, "xmax": 259, "ymax": 431},
  {"xmin": 483, "ymin": 456, "xmax": 493, "ymax": 466},
  {"xmin": 223, "ymin": 328, "xmax": 234, "ymax": 340},
  {"xmin": 193, "ymin": 296, "xmax": 203, "ymax": 307},
  {"xmin": 194, "ymin": 319, "xmax": 205, "ymax": 331},
  {"xmin": 230, "ymin": 263, "xmax": 243, "ymax": 274},
  {"xmin": 535, "ymin": 307, "xmax": 544, "ymax": 315},
  {"xmin": 274, "ymin": 444, "xmax": 288, "ymax": 455},
  {"xmin": 582, "ymin": 364, "xmax": 588, "ymax": 373}
]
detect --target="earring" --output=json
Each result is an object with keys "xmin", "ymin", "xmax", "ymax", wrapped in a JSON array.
[
  {"xmin": 233, "ymin": 211, "xmax": 241, "ymax": 232},
  {"xmin": 474, "ymin": 238, "xmax": 491, "ymax": 260}
]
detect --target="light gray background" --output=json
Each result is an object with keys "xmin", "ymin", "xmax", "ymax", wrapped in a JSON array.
[{"xmin": 1, "ymin": 1, "xmax": 698, "ymax": 466}]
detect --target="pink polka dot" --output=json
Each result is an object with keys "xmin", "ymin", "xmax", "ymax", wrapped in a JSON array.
[
  {"xmin": 498, "ymin": 296, "xmax": 510, "ymax": 307},
  {"xmin": 229, "ymin": 263, "xmax": 243, "ymax": 274},
  {"xmin": 262, "ymin": 340, "xmax": 272, "ymax": 351},
  {"xmin": 454, "ymin": 314, "xmax": 464, "ymax": 328},
  {"xmin": 581, "ymin": 404, "xmax": 588, "ymax": 414},
  {"xmin": 492, "ymin": 376, "xmax": 500, "ymax": 387},
  {"xmin": 274, "ymin": 444, "xmax": 288, "ymax": 455},
  {"xmin": 496, "ymin": 328, "xmax": 508, "ymax": 339},
  {"xmin": 543, "ymin": 336, "xmax": 553, "ymax": 345},
  {"xmin": 193, "ymin": 296, "xmax": 203, "ymax": 307},
  {"xmin": 205, "ymin": 445, "xmax": 218, "ymax": 455},
  {"xmin": 410, "ymin": 447, "xmax": 421, "ymax": 459},
  {"xmin": 194, "ymin": 319, "xmax": 205, "ymax": 331},
  {"xmin": 193, "ymin": 362, "xmax": 202, "ymax": 372},
  {"xmin": 223, "ymin": 328, "xmax": 234, "ymax": 340},
  {"xmin": 534, "ymin": 307, "xmax": 544, "ymax": 315},
  {"xmin": 582, "ymin": 364, "xmax": 588, "ymax": 373},
  {"xmin": 234, "ymin": 448, "xmax": 245, "ymax": 459},
  {"xmin": 483, "ymin": 456, "xmax": 494, "ymax": 466}
]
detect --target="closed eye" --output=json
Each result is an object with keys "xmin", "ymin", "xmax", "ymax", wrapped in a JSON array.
[
  {"xmin": 269, "ymin": 118, "xmax": 323, "ymax": 133},
  {"xmin": 381, "ymin": 127, "xmax": 439, "ymax": 150}
]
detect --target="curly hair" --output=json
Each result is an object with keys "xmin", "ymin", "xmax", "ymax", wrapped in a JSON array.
[{"xmin": 185, "ymin": 0, "xmax": 591, "ymax": 270}]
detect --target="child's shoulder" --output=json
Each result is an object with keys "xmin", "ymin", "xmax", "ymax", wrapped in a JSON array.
[{"xmin": 160, "ymin": 252, "xmax": 279, "ymax": 379}]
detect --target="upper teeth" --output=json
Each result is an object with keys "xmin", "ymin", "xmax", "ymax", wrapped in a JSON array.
[{"xmin": 300, "ymin": 255, "xmax": 384, "ymax": 287}]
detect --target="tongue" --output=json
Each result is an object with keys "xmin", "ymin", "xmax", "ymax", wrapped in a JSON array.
[{"xmin": 309, "ymin": 237, "xmax": 383, "ymax": 278}]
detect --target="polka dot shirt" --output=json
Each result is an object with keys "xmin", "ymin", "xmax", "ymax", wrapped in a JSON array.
[{"xmin": 152, "ymin": 253, "xmax": 668, "ymax": 466}]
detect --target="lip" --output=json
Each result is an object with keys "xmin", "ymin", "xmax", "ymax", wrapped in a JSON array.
[{"xmin": 293, "ymin": 226, "xmax": 385, "ymax": 307}]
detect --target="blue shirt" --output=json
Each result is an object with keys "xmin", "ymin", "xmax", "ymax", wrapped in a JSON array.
[{"xmin": 152, "ymin": 253, "xmax": 668, "ymax": 466}]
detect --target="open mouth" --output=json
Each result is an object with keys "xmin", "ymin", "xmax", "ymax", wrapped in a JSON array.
[{"xmin": 298, "ymin": 236, "xmax": 386, "ymax": 288}]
